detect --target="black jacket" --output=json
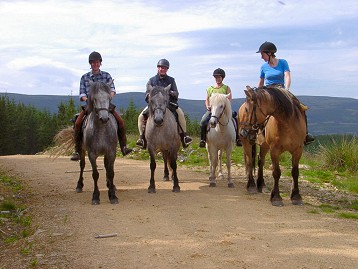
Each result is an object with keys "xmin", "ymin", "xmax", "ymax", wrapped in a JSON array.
[{"xmin": 145, "ymin": 74, "xmax": 179, "ymax": 104}]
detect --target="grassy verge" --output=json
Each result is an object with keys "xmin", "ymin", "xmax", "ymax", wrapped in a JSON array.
[{"xmin": 0, "ymin": 170, "xmax": 38, "ymax": 268}]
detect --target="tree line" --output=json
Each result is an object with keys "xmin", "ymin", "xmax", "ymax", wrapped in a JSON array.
[{"xmin": 0, "ymin": 96, "xmax": 200, "ymax": 155}]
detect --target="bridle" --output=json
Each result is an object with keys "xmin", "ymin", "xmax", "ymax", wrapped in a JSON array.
[
  {"xmin": 211, "ymin": 104, "xmax": 230, "ymax": 126},
  {"xmin": 240, "ymin": 88, "xmax": 274, "ymax": 141}
]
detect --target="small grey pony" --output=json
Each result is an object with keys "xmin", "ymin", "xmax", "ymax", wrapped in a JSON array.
[{"xmin": 145, "ymin": 84, "xmax": 181, "ymax": 193}]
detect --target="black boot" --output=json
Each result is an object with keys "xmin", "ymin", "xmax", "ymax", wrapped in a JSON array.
[
  {"xmin": 304, "ymin": 133, "xmax": 315, "ymax": 145},
  {"xmin": 136, "ymin": 135, "xmax": 146, "ymax": 149},
  {"xmin": 71, "ymin": 130, "xmax": 81, "ymax": 161},
  {"xmin": 117, "ymin": 125, "xmax": 132, "ymax": 156},
  {"xmin": 303, "ymin": 113, "xmax": 315, "ymax": 145},
  {"xmin": 181, "ymin": 132, "xmax": 193, "ymax": 148},
  {"xmin": 199, "ymin": 124, "xmax": 207, "ymax": 148}
]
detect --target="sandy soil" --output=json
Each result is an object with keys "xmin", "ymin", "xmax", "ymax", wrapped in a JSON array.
[{"xmin": 0, "ymin": 155, "xmax": 357, "ymax": 269}]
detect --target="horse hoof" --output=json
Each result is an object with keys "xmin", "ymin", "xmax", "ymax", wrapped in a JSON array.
[
  {"xmin": 76, "ymin": 188, "xmax": 83, "ymax": 193},
  {"xmin": 172, "ymin": 187, "xmax": 180, "ymax": 193},
  {"xmin": 209, "ymin": 183, "xmax": 216, "ymax": 187},
  {"xmin": 292, "ymin": 199, "xmax": 304, "ymax": 206},
  {"xmin": 148, "ymin": 188, "xmax": 156, "ymax": 193},
  {"xmin": 163, "ymin": 176, "xmax": 170, "ymax": 181},
  {"xmin": 92, "ymin": 200, "xmax": 100, "ymax": 205},
  {"xmin": 228, "ymin": 183, "xmax": 235, "ymax": 188},
  {"xmin": 110, "ymin": 198, "xmax": 119, "ymax": 204},
  {"xmin": 260, "ymin": 186, "xmax": 270, "ymax": 194},
  {"xmin": 247, "ymin": 187, "xmax": 258, "ymax": 194},
  {"xmin": 271, "ymin": 200, "xmax": 284, "ymax": 207}
]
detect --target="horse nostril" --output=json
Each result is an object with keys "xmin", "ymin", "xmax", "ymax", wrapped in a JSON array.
[{"xmin": 100, "ymin": 116, "xmax": 109, "ymax": 123}]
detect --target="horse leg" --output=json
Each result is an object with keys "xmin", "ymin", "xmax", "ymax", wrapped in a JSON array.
[
  {"xmin": 162, "ymin": 152, "xmax": 170, "ymax": 181},
  {"xmin": 217, "ymin": 150, "xmax": 224, "ymax": 181},
  {"xmin": 257, "ymin": 144, "xmax": 270, "ymax": 193},
  {"xmin": 169, "ymin": 154, "xmax": 180, "ymax": 193},
  {"xmin": 104, "ymin": 156, "xmax": 118, "ymax": 204},
  {"xmin": 76, "ymin": 152, "xmax": 86, "ymax": 193},
  {"xmin": 148, "ymin": 151, "xmax": 156, "ymax": 193},
  {"xmin": 290, "ymin": 152, "xmax": 303, "ymax": 205},
  {"xmin": 89, "ymin": 156, "xmax": 100, "ymax": 205},
  {"xmin": 208, "ymin": 147, "xmax": 218, "ymax": 187},
  {"xmin": 244, "ymin": 142, "xmax": 257, "ymax": 194},
  {"xmin": 226, "ymin": 148, "xmax": 234, "ymax": 188},
  {"xmin": 270, "ymin": 154, "xmax": 283, "ymax": 206}
]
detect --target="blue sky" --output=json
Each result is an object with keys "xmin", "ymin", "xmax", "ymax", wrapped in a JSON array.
[{"xmin": 1, "ymin": 0, "xmax": 357, "ymax": 100}]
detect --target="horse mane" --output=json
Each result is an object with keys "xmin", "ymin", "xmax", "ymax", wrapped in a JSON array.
[
  {"xmin": 149, "ymin": 86, "xmax": 168, "ymax": 99},
  {"xmin": 258, "ymin": 87, "xmax": 297, "ymax": 117},
  {"xmin": 210, "ymin": 93, "xmax": 232, "ymax": 118},
  {"xmin": 87, "ymin": 81, "xmax": 111, "ymax": 111}
]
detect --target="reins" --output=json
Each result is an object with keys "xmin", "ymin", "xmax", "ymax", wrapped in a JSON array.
[
  {"xmin": 241, "ymin": 87, "xmax": 274, "ymax": 132},
  {"xmin": 210, "ymin": 101, "xmax": 230, "ymax": 126}
]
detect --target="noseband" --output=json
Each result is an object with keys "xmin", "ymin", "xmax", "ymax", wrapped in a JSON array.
[
  {"xmin": 211, "ymin": 104, "xmax": 229, "ymax": 126},
  {"xmin": 240, "ymin": 88, "xmax": 272, "ymax": 140}
]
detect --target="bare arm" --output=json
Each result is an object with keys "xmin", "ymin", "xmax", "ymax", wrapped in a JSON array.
[
  {"xmin": 284, "ymin": 71, "xmax": 291, "ymax": 90},
  {"xmin": 258, "ymin": 78, "xmax": 264, "ymax": 88},
  {"xmin": 226, "ymin": 86, "xmax": 233, "ymax": 102},
  {"xmin": 205, "ymin": 94, "xmax": 210, "ymax": 110}
]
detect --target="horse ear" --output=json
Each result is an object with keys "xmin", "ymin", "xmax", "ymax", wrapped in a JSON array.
[
  {"xmin": 164, "ymin": 84, "xmax": 171, "ymax": 93},
  {"xmin": 226, "ymin": 92, "xmax": 232, "ymax": 99},
  {"xmin": 88, "ymin": 80, "xmax": 94, "ymax": 86},
  {"xmin": 107, "ymin": 79, "xmax": 114, "ymax": 87},
  {"xmin": 244, "ymin": 90, "xmax": 249, "ymax": 97}
]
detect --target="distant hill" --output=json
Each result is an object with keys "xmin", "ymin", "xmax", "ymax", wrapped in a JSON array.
[{"xmin": 1, "ymin": 92, "xmax": 357, "ymax": 136}]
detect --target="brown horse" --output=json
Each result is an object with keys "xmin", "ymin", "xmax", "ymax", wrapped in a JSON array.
[{"xmin": 238, "ymin": 86, "xmax": 306, "ymax": 206}]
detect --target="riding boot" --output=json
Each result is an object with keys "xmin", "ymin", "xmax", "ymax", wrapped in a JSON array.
[
  {"xmin": 303, "ymin": 113, "xmax": 315, "ymax": 145},
  {"xmin": 180, "ymin": 132, "xmax": 193, "ymax": 148},
  {"xmin": 181, "ymin": 132, "xmax": 193, "ymax": 148},
  {"xmin": 136, "ymin": 134, "xmax": 147, "ymax": 149},
  {"xmin": 70, "ymin": 110, "xmax": 85, "ymax": 161},
  {"xmin": 235, "ymin": 129, "xmax": 242, "ymax": 147},
  {"xmin": 117, "ymin": 125, "xmax": 132, "ymax": 156},
  {"xmin": 199, "ymin": 124, "xmax": 207, "ymax": 148},
  {"xmin": 71, "ymin": 129, "xmax": 82, "ymax": 161},
  {"xmin": 112, "ymin": 109, "xmax": 132, "ymax": 156}
]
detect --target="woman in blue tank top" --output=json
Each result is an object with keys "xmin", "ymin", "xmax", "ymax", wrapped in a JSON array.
[{"xmin": 256, "ymin": 41, "xmax": 314, "ymax": 145}]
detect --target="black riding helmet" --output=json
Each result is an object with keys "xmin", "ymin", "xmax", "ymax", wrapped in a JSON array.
[
  {"xmin": 89, "ymin": 51, "xmax": 102, "ymax": 63},
  {"xmin": 157, "ymin": 59, "xmax": 170, "ymax": 68},
  {"xmin": 256, "ymin": 41, "xmax": 277, "ymax": 54},
  {"xmin": 213, "ymin": 68, "xmax": 225, "ymax": 79}
]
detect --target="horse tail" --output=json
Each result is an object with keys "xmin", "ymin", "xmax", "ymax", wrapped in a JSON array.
[{"xmin": 251, "ymin": 143, "xmax": 256, "ymax": 173}]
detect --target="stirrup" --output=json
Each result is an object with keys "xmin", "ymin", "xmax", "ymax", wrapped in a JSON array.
[
  {"xmin": 236, "ymin": 138, "xmax": 242, "ymax": 147},
  {"xmin": 70, "ymin": 152, "xmax": 80, "ymax": 161},
  {"xmin": 199, "ymin": 140, "xmax": 206, "ymax": 148},
  {"xmin": 136, "ymin": 138, "xmax": 145, "ymax": 149},
  {"xmin": 184, "ymin": 136, "xmax": 192, "ymax": 146},
  {"xmin": 121, "ymin": 146, "xmax": 132, "ymax": 156},
  {"xmin": 304, "ymin": 134, "xmax": 315, "ymax": 146}
]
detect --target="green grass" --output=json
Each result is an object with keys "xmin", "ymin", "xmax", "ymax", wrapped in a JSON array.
[{"xmin": 0, "ymin": 170, "xmax": 35, "ymax": 266}]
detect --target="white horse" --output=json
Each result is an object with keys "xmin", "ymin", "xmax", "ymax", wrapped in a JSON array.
[{"xmin": 206, "ymin": 93, "xmax": 236, "ymax": 187}]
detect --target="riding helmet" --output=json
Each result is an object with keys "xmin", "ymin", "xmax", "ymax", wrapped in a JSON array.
[
  {"xmin": 256, "ymin": 41, "xmax": 277, "ymax": 53},
  {"xmin": 89, "ymin": 51, "xmax": 102, "ymax": 63},
  {"xmin": 157, "ymin": 59, "xmax": 170, "ymax": 68},
  {"xmin": 213, "ymin": 68, "xmax": 225, "ymax": 79}
]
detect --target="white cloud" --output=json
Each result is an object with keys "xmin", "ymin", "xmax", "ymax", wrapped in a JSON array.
[{"xmin": 0, "ymin": 0, "xmax": 358, "ymax": 99}]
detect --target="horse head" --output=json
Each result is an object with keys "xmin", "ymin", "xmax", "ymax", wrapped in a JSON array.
[
  {"xmin": 209, "ymin": 93, "xmax": 231, "ymax": 128},
  {"xmin": 87, "ymin": 80, "xmax": 113, "ymax": 123},
  {"xmin": 147, "ymin": 84, "xmax": 170, "ymax": 126}
]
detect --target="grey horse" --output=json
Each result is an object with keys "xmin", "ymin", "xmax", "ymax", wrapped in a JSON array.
[
  {"xmin": 145, "ymin": 84, "xmax": 181, "ymax": 193},
  {"xmin": 76, "ymin": 81, "xmax": 118, "ymax": 205}
]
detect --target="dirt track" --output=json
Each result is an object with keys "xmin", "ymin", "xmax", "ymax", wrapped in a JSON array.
[{"xmin": 0, "ymin": 155, "xmax": 357, "ymax": 269}]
